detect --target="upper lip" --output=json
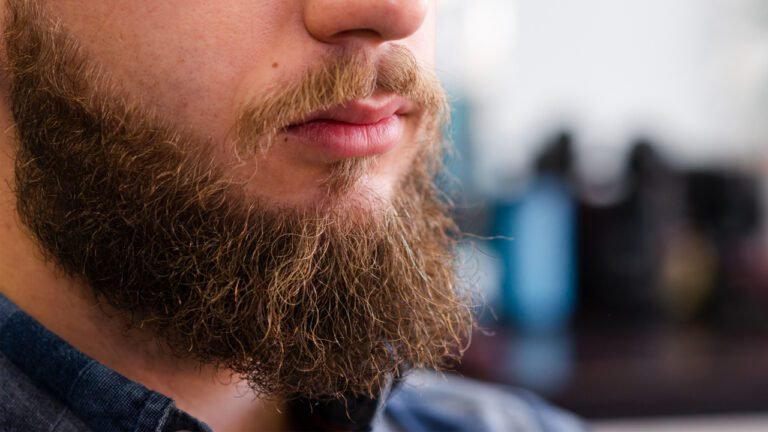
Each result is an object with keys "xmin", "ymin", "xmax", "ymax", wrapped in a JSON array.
[{"xmin": 291, "ymin": 95, "xmax": 412, "ymax": 127}]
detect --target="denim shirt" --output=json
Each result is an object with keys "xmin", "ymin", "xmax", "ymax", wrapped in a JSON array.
[{"xmin": 0, "ymin": 294, "xmax": 586, "ymax": 432}]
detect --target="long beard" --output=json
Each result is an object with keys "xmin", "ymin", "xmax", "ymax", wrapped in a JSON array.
[{"xmin": 5, "ymin": 0, "xmax": 474, "ymax": 399}]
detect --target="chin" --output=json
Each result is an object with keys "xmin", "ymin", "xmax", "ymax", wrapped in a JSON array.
[{"xmin": 243, "ymin": 157, "xmax": 403, "ymax": 212}]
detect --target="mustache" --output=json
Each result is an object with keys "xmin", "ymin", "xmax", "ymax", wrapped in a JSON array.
[{"xmin": 235, "ymin": 45, "xmax": 448, "ymax": 150}]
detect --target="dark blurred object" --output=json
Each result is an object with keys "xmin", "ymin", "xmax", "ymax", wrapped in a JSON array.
[
  {"xmin": 686, "ymin": 170, "xmax": 760, "ymax": 236},
  {"xmin": 536, "ymin": 130, "xmax": 576, "ymax": 178},
  {"xmin": 576, "ymin": 139, "xmax": 682, "ymax": 326},
  {"xmin": 684, "ymin": 169, "xmax": 767, "ymax": 329}
]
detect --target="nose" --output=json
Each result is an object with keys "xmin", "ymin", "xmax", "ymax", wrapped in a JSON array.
[{"xmin": 303, "ymin": 0, "xmax": 430, "ymax": 45}]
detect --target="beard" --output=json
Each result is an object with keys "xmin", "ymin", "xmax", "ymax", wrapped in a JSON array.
[{"xmin": 5, "ymin": 0, "xmax": 474, "ymax": 400}]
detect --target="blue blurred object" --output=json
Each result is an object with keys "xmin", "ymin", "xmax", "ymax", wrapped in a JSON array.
[
  {"xmin": 494, "ymin": 176, "xmax": 577, "ymax": 333},
  {"xmin": 493, "ymin": 133, "xmax": 578, "ymax": 333}
]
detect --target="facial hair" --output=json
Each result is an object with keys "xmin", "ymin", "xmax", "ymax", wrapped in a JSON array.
[{"xmin": 5, "ymin": 0, "xmax": 474, "ymax": 399}]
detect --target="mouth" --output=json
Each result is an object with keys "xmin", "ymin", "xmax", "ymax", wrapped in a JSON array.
[{"xmin": 284, "ymin": 94, "xmax": 413, "ymax": 159}]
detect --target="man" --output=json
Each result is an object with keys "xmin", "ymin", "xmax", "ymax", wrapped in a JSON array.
[{"xmin": 0, "ymin": 1, "xmax": 584, "ymax": 431}]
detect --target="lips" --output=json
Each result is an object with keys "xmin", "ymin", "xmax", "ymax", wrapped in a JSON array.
[{"xmin": 284, "ymin": 95, "xmax": 412, "ymax": 159}]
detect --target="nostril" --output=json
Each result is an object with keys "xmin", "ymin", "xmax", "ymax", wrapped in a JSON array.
[{"xmin": 331, "ymin": 29, "xmax": 383, "ymax": 41}]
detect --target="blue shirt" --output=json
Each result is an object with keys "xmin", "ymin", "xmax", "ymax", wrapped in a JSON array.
[{"xmin": 0, "ymin": 294, "xmax": 585, "ymax": 431}]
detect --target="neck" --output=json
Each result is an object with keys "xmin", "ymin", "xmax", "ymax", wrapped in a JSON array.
[{"xmin": 0, "ymin": 107, "xmax": 285, "ymax": 432}]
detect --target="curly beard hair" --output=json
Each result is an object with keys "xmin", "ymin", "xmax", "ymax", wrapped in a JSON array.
[{"xmin": 6, "ymin": 0, "xmax": 474, "ymax": 399}]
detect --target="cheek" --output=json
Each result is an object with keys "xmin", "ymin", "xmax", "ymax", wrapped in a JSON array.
[{"xmin": 47, "ymin": 0, "xmax": 306, "ymax": 141}]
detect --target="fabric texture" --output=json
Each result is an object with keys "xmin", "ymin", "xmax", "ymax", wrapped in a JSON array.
[{"xmin": 0, "ymin": 294, "xmax": 586, "ymax": 432}]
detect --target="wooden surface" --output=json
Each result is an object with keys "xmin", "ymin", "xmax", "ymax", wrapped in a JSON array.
[{"xmin": 457, "ymin": 325, "xmax": 768, "ymax": 419}]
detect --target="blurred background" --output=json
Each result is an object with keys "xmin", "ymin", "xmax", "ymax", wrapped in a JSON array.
[{"xmin": 435, "ymin": 0, "xmax": 768, "ymax": 429}]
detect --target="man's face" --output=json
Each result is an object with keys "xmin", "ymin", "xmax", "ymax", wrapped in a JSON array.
[
  {"xmin": 41, "ymin": 0, "xmax": 437, "ymax": 205},
  {"xmin": 5, "ymin": 0, "xmax": 473, "ymax": 400}
]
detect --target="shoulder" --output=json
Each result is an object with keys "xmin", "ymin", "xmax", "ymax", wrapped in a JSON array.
[
  {"xmin": 380, "ymin": 370, "xmax": 587, "ymax": 432},
  {"xmin": 0, "ymin": 295, "xmax": 92, "ymax": 432},
  {"xmin": 0, "ymin": 351, "xmax": 91, "ymax": 432}
]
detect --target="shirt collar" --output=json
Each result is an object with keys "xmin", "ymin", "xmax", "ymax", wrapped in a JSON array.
[{"xmin": 0, "ymin": 294, "xmax": 211, "ymax": 432}]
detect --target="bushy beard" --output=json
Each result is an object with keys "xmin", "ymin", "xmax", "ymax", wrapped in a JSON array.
[{"xmin": 5, "ymin": 0, "xmax": 474, "ymax": 399}]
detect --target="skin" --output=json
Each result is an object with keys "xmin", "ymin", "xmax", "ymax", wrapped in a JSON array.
[{"xmin": 0, "ymin": 1, "xmax": 436, "ymax": 431}]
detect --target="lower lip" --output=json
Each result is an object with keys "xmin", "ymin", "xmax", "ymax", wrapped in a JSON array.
[{"xmin": 285, "ymin": 115, "xmax": 403, "ymax": 159}]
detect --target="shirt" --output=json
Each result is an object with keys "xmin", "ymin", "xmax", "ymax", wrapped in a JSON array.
[{"xmin": 0, "ymin": 294, "xmax": 586, "ymax": 432}]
